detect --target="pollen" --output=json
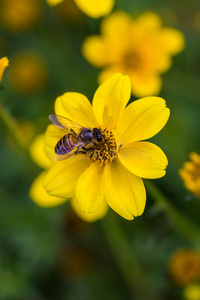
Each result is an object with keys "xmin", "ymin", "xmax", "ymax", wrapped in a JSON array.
[{"xmin": 89, "ymin": 127, "xmax": 118, "ymax": 164}]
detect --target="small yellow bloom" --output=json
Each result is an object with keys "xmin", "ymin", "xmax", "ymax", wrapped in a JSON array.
[
  {"xmin": 29, "ymin": 134, "xmax": 107, "ymax": 221},
  {"xmin": 0, "ymin": 0, "xmax": 42, "ymax": 32},
  {"xmin": 9, "ymin": 52, "xmax": 47, "ymax": 95},
  {"xmin": 82, "ymin": 11, "xmax": 185, "ymax": 97},
  {"xmin": 184, "ymin": 284, "xmax": 200, "ymax": 300},
  {"xmin": 43, "ymin": 73, "xmax": 170, "ymax": 220},
  {"xmin": 179, "ymin": 152, "xmax": 200, "ymax": 196},
  {"xmin": 0, "ymin": 57, "xmax": 9, "ymax": 84},
  {"xmin": 46, "ymin": 0, "xmax": 114, "ymax": 18},
  {"xmin": 168, "ymin": 249, "xmax": 200, "ymax": 286}
]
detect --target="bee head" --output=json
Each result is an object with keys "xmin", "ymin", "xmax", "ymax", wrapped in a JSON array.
[{"xmin": 93, "ymin": 128, "xmax": 103, "ymax": 142}]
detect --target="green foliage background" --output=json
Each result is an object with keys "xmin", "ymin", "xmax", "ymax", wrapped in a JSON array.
[{"xmin": 0, "ymin": 0, "xmax": 200, "ymax": 299}]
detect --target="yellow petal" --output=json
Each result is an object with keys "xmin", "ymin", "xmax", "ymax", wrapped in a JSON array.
[
  {"xmin": 117, "ymin": 97, "xmax": 170, "ymax": 143},
  {"xmin": 92, "ymin": 73, "xmax": 131, "ymax": 129},
  {"xmin": 44, "ymin": 124, "xmax": 66, "ymax": 163},
  {"xmin": 82, "ymin": 36, "xmax": 111, "ymax": 67},
  {"xmin": 159, "ymin": 28, "xmax": 185, "ymax": 55},
  {"xmin": 55, "ymin": 92, "xmax": 97, "ymax": 128},
  {"xmin": 30, "ymin": 171, "xmax": 67, "ymax": 207},
  {"xmin": 43, "ymin": 155, "xmax": 90, "ymax": 198},
  {"xmin": 118, "ymin": 141, "xmax": 168, "ymax": 179},
  {"xmin": 74, "ymin": 0, "xmax": 114, "ymax": 18},
  {"xmin": 101, "ymin": 11, "xmax": 132, "ymax": 38},
  {"xmin": 46, "ymin": 0, "xmax": 63, "ymax": 6},
  {"xmin": 71, "ymin": 196, "xmax": 108, "ymax": 222},
  {"xmin": 98, "ymin": 66, "xmax": 124, "ymax": 84},
  {"xmin": 76, "ymin": 162, "xmax": 105, "ymax": 213},
  {"xmin": 135, "ymin": 11, "xmax": 162, "ymax": 30},
  {"xmin": 0, "ymin": 57, "xmax": 9, "ymax": 83},
  {"xmin": 29, "ymin": 134, "xmax": 52, "ymax": 169},
  {"xmin": 104, "ymin": 160, "xmax": 146, "ymax": 220},
  {"xmin": 130, "ymin": 73, "xmax": 162, "ymax": 97}
]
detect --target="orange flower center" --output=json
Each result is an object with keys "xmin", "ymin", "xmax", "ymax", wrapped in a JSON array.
[
  {"xmin": 88, "ymin": 127, "xmax": 118, "ymax": 164},
  {"xmin": 123, "ymin": 50, "xmax": 140, "ymax": 70}
]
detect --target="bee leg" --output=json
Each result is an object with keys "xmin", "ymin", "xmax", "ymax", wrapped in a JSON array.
[{"xmin": 70, "ymin": 129, "xmax": 77, "ymax": 136}]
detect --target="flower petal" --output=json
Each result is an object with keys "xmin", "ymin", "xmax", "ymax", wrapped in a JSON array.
[
  {"xmin": 30, "ymin": 134, "xmax": 52, "ymax": 169},
  {"xmin": 43, "ymin": 155, "xmax": 90, "ymax": 198},
  {"xmin": 118, "ymin": 141, "xmax": 168, "ymax": 179},
  {"xmin": 117, "ymin": 96, "xmax": 170, "ymax": 143},
  {"xmin": 71, "ymin": 196, "xmax": 108, "ymax": 222},
  {"xmin": 104, "ymin": 160, "xmax": 146, "ymax": 220},
  {"xmin": 130, "ymin": 73, "xmax": 162, "ymax": 97},
  {"xmin": 73, "ymin": 0, "xmax": 114, "ymax": 18},
  {"xmin": 55, "ymin": 92, "xmax": 97, "ymax": 128},
  {"xmin": 92, "ymin": 73, "xmax": 131, "ymax": 129},
  {"xmin": 76, "ymin": 162, "xmax": 105, "ymax": 213},
  {"xmin": 0, "ymin": 57, "xmax": 9, "ymax": 83},
  {"xmin": 159, "ymin": 28, "xmax": 185, "ymax": 55},
  {"xmin": 82, "ymin": 36, "xmax": 113, "ymax": 67},
  {"xmin": 30, "ymin": 171, "xmax": 67, "ymax": 207}
]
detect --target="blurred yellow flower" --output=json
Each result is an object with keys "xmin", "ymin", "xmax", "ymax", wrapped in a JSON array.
[
  {"xmin": 46, "ymin": 0, "xmax": 114, "ymax": 18},
  {"xmin": 0, "ymin": 57, "xmax": 9, "ymax": 84},
  {"xmin": 184, "ymin": 284, "xmax": 200, "ymax": 300},
  {"xmin": 82, "ymin": 11, "xmax": 185, "ymax": 97},
  {"xmin": 0, "ymin": 0, "xmax": 42, "ymax": 32},
  {"xmin": 9, "ymin": 52, "xmax": 48, "ymax": 95},
  {"xmin": 179, "ymin": 152, "xmax": 200, "ymax": 196},
  {"xmin": 43, "ymin": 73, "xmax": 170, "ymax": 220},
  {"xmin": 29, "ymin": 134, "xmax": 107, "ymax": 222},
  {"xmin": 168, "ymin": 249, "xmax": 200, "ymax": 286}
]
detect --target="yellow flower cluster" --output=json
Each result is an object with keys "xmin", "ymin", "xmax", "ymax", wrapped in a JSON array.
[
  {"xmin": 12, "ymin": 3, "xmax": 182, "ymax": 221},
  {"xmin": 179, "ymin": 152, "xmax": 200, "ymax": 196},
  {"xmin": 82, "ymin": 11, "xmax": 185, "ymax": 97}
]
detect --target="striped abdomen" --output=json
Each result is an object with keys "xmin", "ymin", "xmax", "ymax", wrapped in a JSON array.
[{"xmin": 55, "ymin": 134, "xmax": 77, "ymax": 155}]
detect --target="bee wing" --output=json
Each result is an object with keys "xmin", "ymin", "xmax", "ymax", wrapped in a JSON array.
[
  {"xmin": 55, "ymin": 142, "xmax": 87, "ymax": 161},
  {"xmin": 49, "ymin": 114, "xmax": 83, "ymax": 134}
]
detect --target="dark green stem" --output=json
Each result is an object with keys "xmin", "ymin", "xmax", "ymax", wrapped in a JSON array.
[
  {"xmin": 0, "ymin": 102, "xmax": 25, "ymax": 150},
  {"xmin": 145, "ymin": 180, "xmax": 200, "ymax": 247},
  {"xmin": 101, "ymin": 212, "xmax": 157, "ymax": 300}
]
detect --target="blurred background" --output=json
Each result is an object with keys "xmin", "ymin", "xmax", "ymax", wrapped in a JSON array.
[{"xmin": 0, "ymin": 0, "xmax": 200, "ymax": 299}]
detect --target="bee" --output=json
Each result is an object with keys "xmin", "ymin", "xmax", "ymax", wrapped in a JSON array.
[{"xmin": 49, "ymin": 114, "xmax": 103, "ymax": 161}]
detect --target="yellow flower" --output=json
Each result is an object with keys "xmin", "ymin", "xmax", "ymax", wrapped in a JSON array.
[
  {"xmin": 9, "ymin": 52, "xmax": 47, "ymax": 95},
  {"xmin": 0, "ymin": 0, "xmax": 42, "ymax": 32},
  {"xmin": 179, "ymin": 152, "xmax": 200, "ymax": 196},
  {"xmin": 168, "ymin": 249, "xmax": 200, "ymax": 286},
  {"xmin": 46, "ymin": 0, "xmax": 114, "ymax": 18},
  {"xmin": 184, "ymin": 284, "xmax": 200, "ymax": 300},
  {"xmin": 29, "ymin": 134, "xmax": 107, "ymax": 222},
  {"xmin": 82, "ymin": 11, "xmax": 185, "ymax": 97},
  {"xmin": 43, "ymin": 73, "xmax": 169, "ymax": 220},
  {"xmin": 0, "ymin": 57, "xmax": 9, "ymax": 84}
]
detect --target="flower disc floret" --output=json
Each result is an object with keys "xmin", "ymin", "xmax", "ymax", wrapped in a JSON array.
[{"xmin": 89, "ymin": 127, "xmax": 118, "ymax": 164}]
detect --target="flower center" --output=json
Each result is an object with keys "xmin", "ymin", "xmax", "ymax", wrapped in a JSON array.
[
  {"xmin": 123, "ymin": 50, "xmax": 140, "ymax": 70},
  {"xmin": 88, "ymin": 127, "xmax": 118, "ymax": 164}
]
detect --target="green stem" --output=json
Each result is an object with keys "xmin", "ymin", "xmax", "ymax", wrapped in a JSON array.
[
  {"xmin": 145, "ymin": 180, "xmax": 200, "ymax": 247},
  {"xmin": 0, "ymin": 102, "xmax": 25, "ymax": 150},
  {"xmin": 101, "ymin": 213, "xmax": 157, "ymax": 300}
]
